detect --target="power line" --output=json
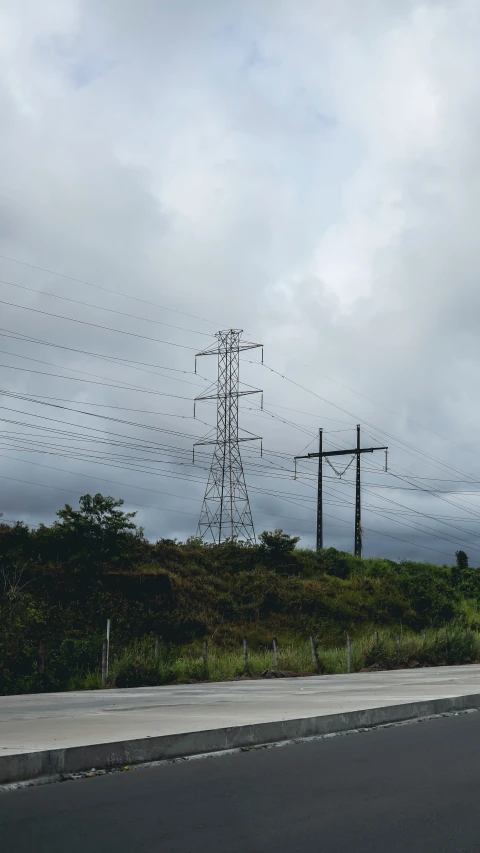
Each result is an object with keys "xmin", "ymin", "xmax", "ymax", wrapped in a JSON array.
[
  {"xmin": 0, "ymin": 361, "xmax": 194, "ymax": 400},
  {"xmin": 0, "ymin": 413, "xmax": 297, "ymax": 482},
  {"xmin": 0, "ymin": 452, "xmax": 204, "ymax": 503},
  {"xmin": 0, "ymin": 388, "xmax": 198, "ymax": 418},
  {"xmin": 247, "ymin": 400, "xmax": 352, "ymax": 425},
  {"xmin": 0, "ymin": 297, "xmax": 198, "ymax": 349},
  {"xmin": 0, "ymin": 345, "xmax": 205, "ymax": 388},
  {"xmin": 0, "ymin": 439, "xmax": 463, "ymax": 559},
  {"xmin": 0, "ymin": 327, "xmax": 203, "ymax": 376},
  {"xmin": 5, "ymin": 251, "xmax": 480, "ymax": 478},
  {"xmin": 266, "ymin": 362, "xmax": 480, "ymax": 499},
  {"xmin": 324, "ymin": 478, "xmax": 480, "ymax": 551},
  {"xmin": 292, "ymin": 477, "xmax": 470, "ymax": 560},
  {"xmin": 0, "ymin": 393, "xmax": 294, "ymax": 471},
  {"xmin": 0, "ymin": 276, "xmax": 212, "ymax": 338},
  {"xmin": 244, "ymin": 349, "xmax": 480, "ymax": 471},
  {"xmin": 0, "ymin": 451, "xmax": 457, "ymax": 558},
  {"xmin": 2, "ymin": 253, "xmax": 479, "ymax": 557},
  {"xmin": 359, "ymin": 426, "xmax": 480, "ymax": 487},
  {"xmin": 323, "ymin": 509, "xmax": 458, "ymax": 560},
  {"xmin": 0, "ymin": 253, "xmax": 219, "ymax": 328},
  {"xmin": 291, "ymin": 470, "xmax": 480, "ymax": 558},
  {"xmin": 0, "ymin": 390, "xmax": 203, "ymax": 436}
]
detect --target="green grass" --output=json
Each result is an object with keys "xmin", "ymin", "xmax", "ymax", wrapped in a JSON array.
[
  {"xmin": 316, "ymin": 626, "xmax": 480, "ymax": 673},
  {"xmin": 77, "ymin": 626, "xmax": 480, "ymax": 690},
  {"xmin": 456, "ymin": 598, "xmax": 480, "ymax": 631},
  {"xmin": 107, "ymin": 640, "xmax": 317, "ymax": 687},
  {"xmin": 66, "ymin": 670, "xmax": 103, "ymax": 691}
]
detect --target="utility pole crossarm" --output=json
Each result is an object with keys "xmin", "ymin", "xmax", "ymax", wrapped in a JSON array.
[{"xmin": 295, "ymin": 445, "xmax": 387, "ymax": 460}]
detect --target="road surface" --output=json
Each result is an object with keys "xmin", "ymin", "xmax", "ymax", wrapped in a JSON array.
[{"xmin": 1, "ymin": 709, "xmax": 479, "ymax": 852}]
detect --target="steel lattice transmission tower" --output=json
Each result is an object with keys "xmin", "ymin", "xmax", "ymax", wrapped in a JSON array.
[{"xmin": 193, "ymin": 329, "xmax": 263, "ymax": 544}]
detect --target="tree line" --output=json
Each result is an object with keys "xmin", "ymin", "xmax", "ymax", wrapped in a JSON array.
[{"xmin": 1, "ymin": 493, "xmax": 479, "ymax": 695}]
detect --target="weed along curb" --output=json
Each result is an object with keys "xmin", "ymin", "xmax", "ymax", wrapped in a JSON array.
[{"xmin": 3, "ymin": 692, "xmax": 480, "ymax": 786}]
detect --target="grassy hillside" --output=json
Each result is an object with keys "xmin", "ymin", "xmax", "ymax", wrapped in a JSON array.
[{"xmin": 1, "ymin": 495, "xmax": 480, "ymax": 694}]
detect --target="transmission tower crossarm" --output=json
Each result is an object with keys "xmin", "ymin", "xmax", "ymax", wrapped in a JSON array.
[
  {"xmin": 195, "ymin": 389, "xmax": 261, "ymax": 401},
  {"xmin": 194, "ymin": 435, "xmax": 260, "ymax": 447},
  {"xmin": 195, "ymin": 332, "xmax": 262, "ymax": 358}
]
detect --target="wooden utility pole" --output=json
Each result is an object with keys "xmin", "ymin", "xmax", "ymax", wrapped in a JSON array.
[
  {"xmin": 295, "ymin": 425, "xmax": 388, "ymax": 557},
  {"xmin": 316, "ymin": 428, "xmax": 323, "ymax": 551},
  {"xmin": 355, "ymin": 424, "xmax": 362, "ymax": 557}
]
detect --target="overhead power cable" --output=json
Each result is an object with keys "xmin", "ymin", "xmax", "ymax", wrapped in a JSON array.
[
  {"xmin": 0, "ymin": 253, "xmax": 218, "ymax": 327},
  {"xmin": 0, "ymin": 328, "xmax": 202, "ymax": 376},
  {"xmin": 267, "ymin": 360, "xmax": 480, "ymax": 491},
  {"xmin": 4, "ymin": 250, "xmax": 480, "ymax": 468},
  {"xmin": 0, "ymin": 276, "xmax": 212, "ymax": 338},
  {"xmin": 0, "ymin": 298, "xmax": 198, "ymax": 349},
  {"xmin": 0, "ymin": 451, "xmax": 455, "ymax": 558},
  {"xmin": 0, "ymin": 361, "xmax": 193, "ymax": 399},
  {"xmin": 0, "ymin": 345, "xmax": 204, "ymax": 388}
]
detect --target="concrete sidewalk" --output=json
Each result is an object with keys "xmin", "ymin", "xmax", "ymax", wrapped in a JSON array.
[{"xmin": 2, "ymin": 665, "xmax": 480, "ymax": 784}]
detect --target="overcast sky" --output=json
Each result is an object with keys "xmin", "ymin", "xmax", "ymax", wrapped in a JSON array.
[{"xmin": 1, "ymin": 0, "xmax": 480, "ymax": 563}]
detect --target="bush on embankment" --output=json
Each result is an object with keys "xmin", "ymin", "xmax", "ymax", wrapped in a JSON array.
[{"xmin": 2, "ymin": 494, "xmax": 480, "ymax": 694}]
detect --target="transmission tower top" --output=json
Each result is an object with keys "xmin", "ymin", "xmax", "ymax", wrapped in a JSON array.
[
  {"xmin": 193, "ymin": 329, "xmax": 263, "ymax": 545},
  {"xmin": 195, "ymin": 329, "xmax": 263, "ymax": 371}
]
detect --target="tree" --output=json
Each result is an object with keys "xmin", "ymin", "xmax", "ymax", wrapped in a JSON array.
[
  {"xmin": 452, "ymin": 550, "xmax": 469, "ymax": 588},
  {"xmin": 398, "ymin": 562, "xmax": 455, "ymax": 625},
  {"xmin": 51, "ymin": 494, "xmax": 141, "ymax": 572},
  {"xmin": 258, "ymin": 529, "xmax": 300, "ymax": 574},
  {"xmin": 318, "ymin": 547, "xmax": 355, "ymax": 579},
  {"xmin": 0, "ymin": 521, "xmax": 33, "ymax": 565},
  {"xmin": 452, "ymin": 550, "xmax": 480, "ymax": 597}
]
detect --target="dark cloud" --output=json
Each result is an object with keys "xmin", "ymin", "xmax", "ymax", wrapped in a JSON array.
[{"xmin": 0, "ymin": 1, "xmax": 479, "ymax": 564}]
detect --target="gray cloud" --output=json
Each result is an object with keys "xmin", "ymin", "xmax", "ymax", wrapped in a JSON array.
[{"xmin": 0, "ymin": 0, "xmax": 479, "ymax": 564}]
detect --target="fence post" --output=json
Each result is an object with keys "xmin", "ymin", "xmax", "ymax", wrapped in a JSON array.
[
  {"xmin": 202, "ymin": 639, "xmax": 208, "ymax": 667},
  {"xmin": 396, "ymin": 633, "xmax": 401, "ymax": 650},
  {"xmin": 243, "ymin": 638, "xmax": 248, "ymax": 673},
  {"xmin": 154, "ymin": 636, "xmax": 159, "ymax": 661},
  {"xmin": 309, "ymin": 636, "xmax": 319, "ymax": 671},
  {"xmin": 273, "ymin": 637, "xmax": 278, "ymax": 668},
  {"xmin": 375, "ymin": 630, "xmax": 379, "ymax": 645},
  {"xmin": 37, "ymin": 642, "xmax": 46, "ymax": 675},
  {"xmin": 423, "ymin": 631, "xmax": 427, "ymax": 648},
  {"xmin": 101, "ymin": 639, "xmax": 108, "ymax": 687},
  {"xmin": 346, "ymin": 633, "xmax": 351, "ymax": 674}
]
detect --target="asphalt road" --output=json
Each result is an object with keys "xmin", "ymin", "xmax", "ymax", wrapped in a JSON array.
[{"xmin": 2, "ymin": 711, "xmax": 479, "ymax": 853}]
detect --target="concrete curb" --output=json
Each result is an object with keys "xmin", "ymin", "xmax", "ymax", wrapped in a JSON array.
[{"xmin": 2, "ymin": 692, "xmax": 480, "ymax": 785}]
